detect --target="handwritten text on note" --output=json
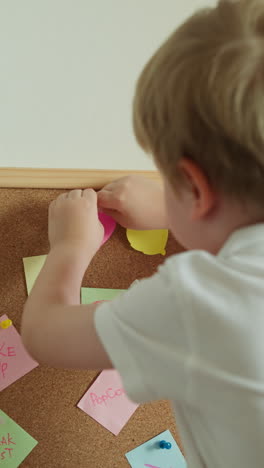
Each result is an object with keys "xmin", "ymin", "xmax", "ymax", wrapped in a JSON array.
[
  {"xmin": 0, "ymin": 432, "xmax": 16, "ymax": 461},
  {"xmin": 77, "ymin": 370, "xmax": 138, "ymax": 435},
  {"xmin": 0, "ymin": 314, "xmax": 38, "ymax": 391},
  {"xmin": 0, "ymin": 410, "xmax": 37, "ymax": 467}
]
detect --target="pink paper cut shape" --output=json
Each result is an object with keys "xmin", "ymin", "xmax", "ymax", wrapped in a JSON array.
[
  {"xmin": 77, "ymin": 369, "xmax": 138, "ymax": 435},
  {"xmin": 98, "ymin": 212, "xmax": 116, "ymax": 245},
  {"xmin": 0, "ymin": 314, "xmax": 38, "ymax": 391}
]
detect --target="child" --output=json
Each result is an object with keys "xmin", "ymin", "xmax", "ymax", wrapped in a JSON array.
[{"xmin": 22, "ymin": 1, "xmax": 264, "ymax": 466}]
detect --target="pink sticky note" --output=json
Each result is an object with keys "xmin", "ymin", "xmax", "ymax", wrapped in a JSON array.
[
  {"xmin": 98, "ymin": 212, "xmax": 116, "ymax": 245},
  {"xmin": 77, "ymin": 369, "xmax": 138, "ymax": 435},
  {"xmin": 0, "ymin": 315, "xmax": 38, "ymax": 391}
]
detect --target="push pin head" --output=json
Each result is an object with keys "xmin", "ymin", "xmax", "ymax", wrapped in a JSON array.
[
  {"xmin": 0, "ymin": 319, "xmax": 12, "ymax": 329},
  {"xmin": 159, "ymin": 440, "xmax": 172, "ymax": 450}
]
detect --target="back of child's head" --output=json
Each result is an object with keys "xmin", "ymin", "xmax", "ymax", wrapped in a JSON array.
[{"xmin": 133, "ymin": 0, "xmax": 264, "ymax": 207}]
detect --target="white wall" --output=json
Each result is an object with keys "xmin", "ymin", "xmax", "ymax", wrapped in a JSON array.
[{"xmin": 0, "ymin": 0, "xmax": 214, "ymax": 170}]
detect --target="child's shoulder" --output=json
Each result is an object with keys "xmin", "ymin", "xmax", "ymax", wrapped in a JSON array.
[{"xmin": 160, "ymin": 225, "xmax": 264, "ymax": 314}]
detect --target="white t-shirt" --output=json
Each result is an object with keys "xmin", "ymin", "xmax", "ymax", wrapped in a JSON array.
[{"xmin": 95, "ymin": 224, "xmax": 264, "ymax": 468}]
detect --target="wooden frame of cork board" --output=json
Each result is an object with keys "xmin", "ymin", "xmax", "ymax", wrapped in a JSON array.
[{"xmin": 0, "ymin": 167, "xmax": 184, "ymax": 468}]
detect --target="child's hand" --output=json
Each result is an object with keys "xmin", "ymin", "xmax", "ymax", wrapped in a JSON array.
[
  {"xmin": 97, "ymin": 175, "xmax": 168, "ymax": 230},
  {"xmin": 49, "ymin": 189, "xmax": 104, "ymax": 256}
]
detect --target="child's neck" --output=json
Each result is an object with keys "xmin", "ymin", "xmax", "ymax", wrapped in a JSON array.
[{"xmin": 198, "ymin": 197, "xmax": 264, "ymax": 255}]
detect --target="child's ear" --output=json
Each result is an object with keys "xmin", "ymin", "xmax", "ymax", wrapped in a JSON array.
[{"xmin": 178, "ymin": 158, "xmax": 216, "ymax": 220}]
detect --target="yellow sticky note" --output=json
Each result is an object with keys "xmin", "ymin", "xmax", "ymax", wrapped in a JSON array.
[
  {"xmin": 23, "ymin": 255, "xmax": 47, "ymax": 294},
  {"xmin": 126, "ymin": 229, "xmax": 168, "ymax": 255}
]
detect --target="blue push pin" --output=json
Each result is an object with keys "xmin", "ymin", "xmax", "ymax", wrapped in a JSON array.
[{"xmin": 159, "ymin": 440, "xmax": 172, "ymax": 450}]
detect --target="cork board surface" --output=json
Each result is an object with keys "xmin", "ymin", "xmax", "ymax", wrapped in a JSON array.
[{"xmin": 0, "ymin": 188, "xmax": 184, "ymax": 468}]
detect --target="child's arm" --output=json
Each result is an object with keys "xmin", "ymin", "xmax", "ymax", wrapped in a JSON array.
[
  {"xmin": 21, "ymin": 189, "xmax": 112, "ymax": 370},
  {"xmin": 97, "ymin": 175, "xmax": 168, "ymax": 230}
]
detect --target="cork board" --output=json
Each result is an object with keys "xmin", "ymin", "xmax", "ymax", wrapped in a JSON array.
[{"xmin": 0, "ymin": 187, "xmax": 184, "ymax": 468}]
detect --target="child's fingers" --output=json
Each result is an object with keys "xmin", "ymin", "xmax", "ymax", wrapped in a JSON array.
[
  {"xmin": 98, "ymin": 180, "xmax": 118, "ymax": 192},
  {"xmin": 56, "ymin": 192, "xmax": 68, "ymax": 202},
  {"xmin": 97, "ymin": 189, "xmax": 120, "ymax": 210},
  {"xmin": 98, "ymin": 208, "xmax": 126, "ymax": 226},
  {"xmin": 49, "ymin": 199, "xmax": 56, "ymax": 215},
  {"xmin": 68, "ymin": 189, "xmax": 83, "ymax": 199},
  {"xmin": 83, "ymin": 188, "xmax": 97, "ymax": 203}
]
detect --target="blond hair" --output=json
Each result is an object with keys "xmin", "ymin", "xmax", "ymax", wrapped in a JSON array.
[{"xmin": 133, "ymin": 0, "xmax": 264, "ymax": 204}]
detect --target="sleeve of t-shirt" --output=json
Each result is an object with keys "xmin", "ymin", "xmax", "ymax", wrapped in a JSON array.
[{"xmin": 94, "ymin": 257, "xmax": 192, "ymax": 404}]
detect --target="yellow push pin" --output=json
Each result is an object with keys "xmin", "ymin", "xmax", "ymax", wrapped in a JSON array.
[{"xmin": 0, "ymin": 319, "xmax": 12, "ymax": 329}]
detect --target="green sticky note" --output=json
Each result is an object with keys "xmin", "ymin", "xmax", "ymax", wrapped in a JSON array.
[
  {"xmin": 0, "ymin": 410, "xmax": 38, "ymax": 467},
  {"xmin": 23, "ymin": 256, "xmax": 125, "ymax": 307},
  {"xmin": 23, "ymin": 255, "xmax": 47, "ymax": 294},
  {"xmin": 81, "ymin": 287, "xmax": 124, "ymax": 304}
]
